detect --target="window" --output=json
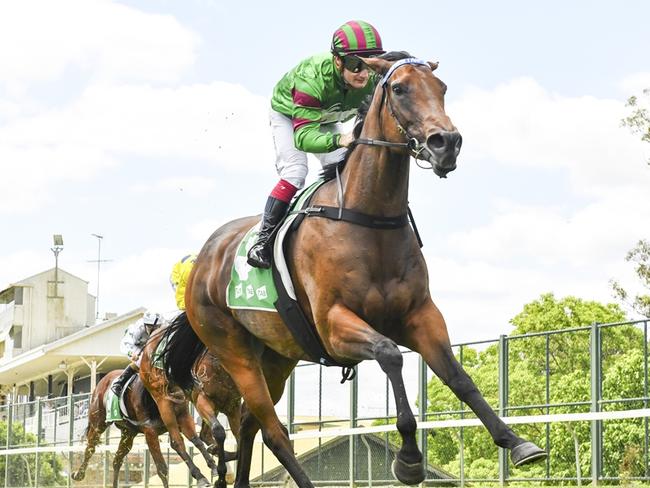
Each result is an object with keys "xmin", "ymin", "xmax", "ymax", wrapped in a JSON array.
[
  {"xmin": 14, "ymin": 287, "xmax": 23, "ymax": 305},
  {"xmin": 11, "ymin": 326, "xmax": 22, "ymax": 349}
]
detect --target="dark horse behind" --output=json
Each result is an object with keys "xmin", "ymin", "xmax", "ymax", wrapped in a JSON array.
[
  {"xmin": 163, "ymin": 51, "xmax": 547, "ymax": 488},
  {"xmin": 72, "ymin": 370, "xmax": 170, "ymax": 488}
]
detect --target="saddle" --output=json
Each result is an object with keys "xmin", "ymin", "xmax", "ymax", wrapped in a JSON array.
[{"xmin": 105, "ymin": 374, "xmax": 138, "ymax": 422}]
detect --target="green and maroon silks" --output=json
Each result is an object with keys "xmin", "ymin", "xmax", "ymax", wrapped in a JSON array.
[
  {"xmin": 271, "ymin": 52, "xmax": 377, "ymax": 153},
  {"xmin": 331, "ymin": 20, "xmax": 384, "ymax": 56}
]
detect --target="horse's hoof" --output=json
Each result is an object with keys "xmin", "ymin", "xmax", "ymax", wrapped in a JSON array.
[
  {"xmin": 511, "ymin": 441, "xmax": 547, "ymax": 467},
  {"xmin": 71, "ymin": 471, "xmax": 84, "ymax": 481},
  {"xmin": 391, "ymin": 457, "xmax": 425, "ymax": 485},
  {"xmin": 214, "ymin": 479, "xmax": 227, "ymax": 488},
  {"xmin": 197, "ymin": 477, "xmax": 211, "ymax": 488}
]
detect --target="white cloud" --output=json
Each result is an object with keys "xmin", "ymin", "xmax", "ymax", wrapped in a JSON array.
[
  {"xmin": 130, "ymin": 177, "xmax": 216, "ymax": 197},
  {"xmin": 450, "ymin": 77, "xmax": 650, "ymax": 197},
  {"xmin": 0, "ymin": 81, "xmax": 273, "ymax": 214},
  {"xmin": 0, "ymin": 0, "xmax": 198, "ymax": 89},
  {"xmin": 619, "ymin": 72, "xmax": 650, "ymax": 95},
  {"xmin": 95, "ymin": 247, "xmax": 182, "ymax": 316},
  {"xmin": 0, "ymin": 251, "xmax": 52, "ymax": 291}
]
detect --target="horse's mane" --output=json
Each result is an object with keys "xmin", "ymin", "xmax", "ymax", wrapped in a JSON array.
[{"xmin": 320, "ymin": 51, "xmax": 414, "ymax": 183}]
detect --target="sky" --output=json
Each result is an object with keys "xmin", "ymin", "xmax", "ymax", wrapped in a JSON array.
[{"xmin": 1, "ymin": 0, "xmax": 650, "ymax": 352}]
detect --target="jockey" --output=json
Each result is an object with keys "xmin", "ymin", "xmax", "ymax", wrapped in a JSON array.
[
  {"xmin": 246, "ymin": 20, "xmax": 385, "ymax": 268},
  {"xmin": 111, "ymin": 312, "xmax": 164, "ymax": 396},
  {"xmin": 170, "ymin": 254, "xmax": 197, "ymax": 310}
]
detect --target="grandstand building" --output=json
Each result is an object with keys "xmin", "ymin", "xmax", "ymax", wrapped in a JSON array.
[{"xmin": 0, "ymin": 267, "xmax": 139, "ymax": 402}]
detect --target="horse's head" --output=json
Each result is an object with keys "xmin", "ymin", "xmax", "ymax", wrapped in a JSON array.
[{"xmin": 363, "ymin": 56, "xmax": 462, "ymax": 178}]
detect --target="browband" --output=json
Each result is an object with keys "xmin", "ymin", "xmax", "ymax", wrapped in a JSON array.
[{"xmin": 381, "ymin": 58, "xmax": 431, "ymax": 86}]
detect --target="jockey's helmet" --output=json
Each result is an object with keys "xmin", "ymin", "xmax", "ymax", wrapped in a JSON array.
[
  {"xmin": 143, "ymin": 312, "xmax": 162, "ymax": 328},
  {"xmin": 331, "ymin": 20, "xmax": 384, "ymax": 57}
]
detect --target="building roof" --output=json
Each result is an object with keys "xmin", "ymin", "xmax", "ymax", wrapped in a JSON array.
[
  {"xmin": 0, "ymin": 267, "xmax": 93, "ymax": 304},
  {"xmin": 0, "ymin": 307, "xmax": 144, "ymax": 387}
]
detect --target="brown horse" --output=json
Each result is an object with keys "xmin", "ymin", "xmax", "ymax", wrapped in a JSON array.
[
  {"xmin": 164, "ymin": 53, "xmax": 547, "ymax": 488},
  {"xmin": 72, "ymin": 370, "xmax": 170, "ymax": 488},
  {"xmin": 140, "ymin": 323, "xmax": 241, "ymax": 488}
]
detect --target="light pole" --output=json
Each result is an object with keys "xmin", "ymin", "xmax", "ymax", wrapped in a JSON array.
[
  {"xmin": 88, "ymin": 234, "xmax": 111, "ymax": 320},
  {"xmin": 51, "ymin": 235, "xmax": 64, "ymax": 297}
]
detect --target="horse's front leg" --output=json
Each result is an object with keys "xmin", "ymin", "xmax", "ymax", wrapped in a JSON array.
[
  {"xmin": 403, "ymin": 301, "xmax": 547, "ymax": 466},
  {"xmin": 327, "ymin": 304, "xmax": 424, "ymax": 485}
]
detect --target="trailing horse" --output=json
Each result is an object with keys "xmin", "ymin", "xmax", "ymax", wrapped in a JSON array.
[
  {"xmin": 140, "ymin": 320, "xmax": 241, "ymax": 488},
  {"xmin": 164, "ymin": 53, "xmax": 547, "ymax": 488},
  {"xmin": 72, "ymin": 370, "xmax": 170, "ymax": 488}
]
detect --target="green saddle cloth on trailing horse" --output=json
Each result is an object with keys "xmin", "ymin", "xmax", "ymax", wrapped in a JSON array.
[
  {"xmin": 226, "ymin": 180, "xmax": 325, "ymax": 312},
  {"xmin": 105, "ymin": 374, "xmax": 137, "ymax": 422}
]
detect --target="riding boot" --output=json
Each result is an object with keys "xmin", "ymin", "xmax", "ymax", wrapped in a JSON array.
[
  {"xmin": 247, "ymin": 196, "xmax": 290, "ymax": 269},
  {"xmin": 111, "ymin": 364, "xmax": 138, "ymax": 397}
]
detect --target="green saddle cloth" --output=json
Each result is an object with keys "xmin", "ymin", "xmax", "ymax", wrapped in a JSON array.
[
  {"xmin": 105, "ymin": 381, "xmax": 123, "ymax": 422},
  {"xmin": 226, "ymin": 180, "xmax": 324, "ymax": 311}
]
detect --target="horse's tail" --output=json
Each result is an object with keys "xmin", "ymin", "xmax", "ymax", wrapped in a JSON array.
[{"xmin": 160, "ymin": 312, "xmax": 205, "ymax": 390}]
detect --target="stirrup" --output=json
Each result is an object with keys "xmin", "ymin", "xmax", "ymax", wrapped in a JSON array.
[{"xmin": 247, "ymin": 244, "xmax": 271, "ymax": 269}]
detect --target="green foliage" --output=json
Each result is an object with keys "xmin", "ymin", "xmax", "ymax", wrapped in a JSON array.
[
  {"xmin": 0, "ymin": 420, "xmax": 65, "ymax": 487},
  {"xmin": 611, "ymin": 239, "xmax": 650, "ymax": 318},
  {"xmin": 621, "ymin": 89, "xmax": 650, "ymax": 158},
  {"xmin": 424, "ymin": 293, "xmax": 646, "ymax": 481}
]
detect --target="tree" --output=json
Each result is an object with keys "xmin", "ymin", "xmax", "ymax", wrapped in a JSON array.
[
  {"xmin": 611, "ymin": 239, "xmax": 650, "ymax": 317},
  {"xmin": 611, "ymin": 89, "xmax": 650, "ymax": 317},
  {"xmin": 425, "ymin": 293, "xmax": 645, "ymax": 481},
  {"xmin": 0, "ymin": 421, "xmax": 65, "ymax": 487},
  {"xmin": 621, "ymin": 88, "xmax": 650, "ymax": 164}
]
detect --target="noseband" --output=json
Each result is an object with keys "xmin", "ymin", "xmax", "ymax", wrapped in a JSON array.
[{"xmin": 354, "ymin": 58, "xmax": 437, "ymax": 167}]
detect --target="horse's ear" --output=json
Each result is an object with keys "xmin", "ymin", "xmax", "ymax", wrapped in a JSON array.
[
  {"xmin": 428, "ymin": 61, "xmax": 439, "ymax": 71},
  {"xmin": 362, "ymin": 57, "xmax": 392, "ymax": 76}
]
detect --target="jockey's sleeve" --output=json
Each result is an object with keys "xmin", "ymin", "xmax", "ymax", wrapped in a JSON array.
[{"xmin": 291, "ymin": 76, "xmax": 339, "ymax": 153}]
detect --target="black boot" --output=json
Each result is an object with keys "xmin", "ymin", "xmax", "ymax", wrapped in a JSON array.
[
  {"xmin": 247, "ymin": 197, "xmax": 290, "ymax": 269},
  {"xmin": 111, "ymin": 365, "xmax": 137, "ymax": 397}
]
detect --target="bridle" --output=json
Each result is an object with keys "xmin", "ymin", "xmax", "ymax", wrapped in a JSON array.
[{"xmin": 353, "ymin": 58, "xmax": 438, "ymax": 170}]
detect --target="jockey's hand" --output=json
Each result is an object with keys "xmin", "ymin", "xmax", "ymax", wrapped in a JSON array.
[{"xmin": 338, "ymin": 132, "xmax": 355, "ymax": 148}]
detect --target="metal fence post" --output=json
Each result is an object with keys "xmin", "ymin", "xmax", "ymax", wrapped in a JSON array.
[
  {"xmin": 5, "ymin": 395, "xmax": 12, "ymax": 488},
  {"xmin": 349, "ymin": 371, "xmax": 358, "ymax": 488},
  {"xmin": 144, "ymin": 449, "xmax": 150, "ymax": 488},
  {"xmin": 498, "ymin": 335, "xmax": 509, "ymax": 486},
  {"xmin": 68, "ymin": 393, "xmax": 74, "ymax": 488},
  {"xmin": 643, "ymin": 321, "xmax": 650, "ymax": 476},
  {"xmin": 590, "ymin": 323, "xmax": 602, "ymax": 485},
  {"xmin": 287, "ymin": 370, "xmax": 295, "ymax": 434},
  {"xmin": 418, "ymin": 354, "xmax": 428, "ymax": 487},
  {"xmin": 35, "ymin": 398, "xmax": 42, "ymax": 488}
]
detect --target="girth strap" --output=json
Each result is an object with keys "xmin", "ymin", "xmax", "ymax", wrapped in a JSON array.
[{"xmin": 300, "ymin": 205, "xmax": 408, "ymax": 229}]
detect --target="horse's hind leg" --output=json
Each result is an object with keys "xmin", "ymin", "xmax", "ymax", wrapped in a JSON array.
[
  {"xmin": 72, "ymin": 419, "xmax": 107, "ymax": 481},
  {"xmin": 143, "ymin": 428, "xmax": 169, "ymax": 488},
  {"xmin": 178, "ymin": 407, "xmax": 221, "ymax": 479},
  {"xmin": 112, "ymin": 429, "xmax": 136, "ymax": 488},
  {"xmin": 326, "ymin": 305, "xmax": 424, "ymax": 485},
  {"xmin": 215, "ymin": 343, "xmax": 309, "ymax": 488},
  {"xmin": 194, "ymin": 392, "xmax": 229, "ymax": 488},
  {"xmin": 158, "ymin": 400, "xmax": 211, "ymax": 487},
  {"xmin": 404, "ymin": 302, "xmax": 547, "ymax": 466}
]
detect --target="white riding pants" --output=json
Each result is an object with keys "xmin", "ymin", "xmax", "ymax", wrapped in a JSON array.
[{"xmin": 269, "ymin": 108, "xmax": 347, "ymax": 189}]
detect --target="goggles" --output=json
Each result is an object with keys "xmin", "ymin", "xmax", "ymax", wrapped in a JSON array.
[{"xmin": 341, "ymin": 55, "xmax": 368, "ymax": 73}]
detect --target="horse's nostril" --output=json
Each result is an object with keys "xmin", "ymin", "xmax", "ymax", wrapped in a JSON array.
[{"xmin": 427, "ymin": 133, "xmax": 445, "ymax": 149}]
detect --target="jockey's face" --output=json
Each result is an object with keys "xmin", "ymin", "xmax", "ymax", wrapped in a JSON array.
[{"xmin": 335, "ymin": 56, "xmax": 371, "ymax": 90}]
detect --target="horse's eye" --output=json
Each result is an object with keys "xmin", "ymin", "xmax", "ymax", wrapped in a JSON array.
[{"xmin": 392, "ymin": 83, "xmax": 406, "ymax": 95}]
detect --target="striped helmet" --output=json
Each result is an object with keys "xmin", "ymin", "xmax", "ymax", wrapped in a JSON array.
[{"xmin": 331, "ymin": 20, "xmax": 384, "ymax": 57}]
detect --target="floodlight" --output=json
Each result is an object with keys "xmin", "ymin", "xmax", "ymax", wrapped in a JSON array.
[{"xmin": 53, "ymin": 234, "xmax": 64, "ymax": 247}]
